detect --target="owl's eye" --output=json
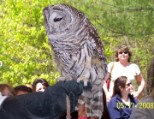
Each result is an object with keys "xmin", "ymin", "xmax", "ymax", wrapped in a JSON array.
[{"xmin": 54, "ymin": 17, "xmax": 62, "ymax": 22}]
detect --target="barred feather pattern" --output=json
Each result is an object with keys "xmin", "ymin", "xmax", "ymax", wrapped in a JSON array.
[
  {"xmin": 43, "ymin": 4, "xmax": 107, "ymax": 118},
  {"xmin": 43, "ymin": 4, "xmax": 107, "ymax": 84}
]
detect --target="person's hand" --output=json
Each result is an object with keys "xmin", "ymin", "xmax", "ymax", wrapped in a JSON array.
[{"xmin": 106, "ymin": 93, "xmax": 111, "ymax": 103}]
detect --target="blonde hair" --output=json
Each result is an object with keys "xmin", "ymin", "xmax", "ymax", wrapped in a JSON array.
[{"xmin": 115, "ymin": 45, "xmax": 132, "ymax": 62}]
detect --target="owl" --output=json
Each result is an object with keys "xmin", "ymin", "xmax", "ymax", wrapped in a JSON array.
[
  {"xmin": 43, "ymin": 4, "xmax": 107, "ymax": 85},
  {"xmin": 43, "ymin": 4, "xmax": 107, "ymax": 118}
]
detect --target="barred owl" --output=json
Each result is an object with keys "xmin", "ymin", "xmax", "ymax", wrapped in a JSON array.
[
  {"xmin": 43, "ymin": 4, "xmax": 107, "ymax": 84},
  {"xmin": 43, "ymin": 4, "xmax": 107, "ymax": 117}
]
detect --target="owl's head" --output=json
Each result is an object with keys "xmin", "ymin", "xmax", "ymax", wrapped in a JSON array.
[{"xmin": 43, "ymin": 4, "xmax": 85, "ymax": 35}]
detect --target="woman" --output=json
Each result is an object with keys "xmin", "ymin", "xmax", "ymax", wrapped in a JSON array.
[
  {"xmin": 108, "ymin": 76, "xmax": 138, "ymax": 119},
  {"xmin": 32, "ymin": 78, "xmax": 49, "ymax": 92},
  {"xmin": 0, "ymin": 84, "xmax": 15, "ymax": 96},
  {"xmin": 103, "ymin": 45, "xmax": 146, "ymax": 101},
  {"xmin": 0, "ymin": 84, "xmax": 15, "ymax": 105}
]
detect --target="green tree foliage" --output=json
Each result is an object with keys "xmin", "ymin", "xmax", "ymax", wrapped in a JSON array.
[
  {"xmin": 0, "ymin": 0, "xmax": 59, "ymax": 86},
  {"xmin": 0, "ymin": 0, "xmax": 154, "ymax": 93}
]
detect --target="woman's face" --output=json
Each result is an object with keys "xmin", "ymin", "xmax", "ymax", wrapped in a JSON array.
[
  {"xmin": 2, "ymin": 87, "xmax": 13, "ymax": 96},
  {"xmin": 35, "ymin": 83, "xmax": 46, "ymax": 92},
  {"xmin": 117, "ymin": 50, "xmax": 129, "ymax": 62},
  {"xmin": 121, "ymin": 79, "xmax": 132, "ymax": 95}
]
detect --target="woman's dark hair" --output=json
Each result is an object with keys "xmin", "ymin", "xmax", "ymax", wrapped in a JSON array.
[
  {"xmin": 32, "ymin": 78, "xmax": 49, "ymax": 91},
  {"xmin": 115, "ymin": 45, "xmax": 132, "ymax": 62},
  {"xmin": 14, "ymin": 85, "xmax": 33, "ymax": 95},
  {"xmin": 113, "ymin": 76, "xmax": 127, "ymax": 97}
]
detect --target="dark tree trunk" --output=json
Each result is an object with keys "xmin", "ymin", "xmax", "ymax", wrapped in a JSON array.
[{"xmin": 147, "ymin": 49, "xmax": 154, "ymax": 95}]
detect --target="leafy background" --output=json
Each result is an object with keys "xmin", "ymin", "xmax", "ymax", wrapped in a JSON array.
[{"xmin": 0, "ymin": 0, "xmax": 154, "ymax": 94}]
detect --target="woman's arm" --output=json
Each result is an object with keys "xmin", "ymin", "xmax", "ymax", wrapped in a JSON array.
[
  {"xmin": 103, "ymin": 72, "xmax": 112, "ymax": 102},
  {"xmin": 109, "ymin": 81, "xmax": 114, "ymax": 97},
  {"xmin": 133, "ymin": 74, "xmax": 146, "ymax": 98},
  {"xmin": 103, "ymin": 62, "xmax": 115, "ymax": 102},
  {"xmin": 103, "ymin": 81, "xmax": 111, "ymax": 102}
]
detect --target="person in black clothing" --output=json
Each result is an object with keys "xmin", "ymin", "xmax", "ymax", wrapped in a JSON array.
[{"xmin": 0, "ymin": 80, "xmax": 85, "ymax": 119}]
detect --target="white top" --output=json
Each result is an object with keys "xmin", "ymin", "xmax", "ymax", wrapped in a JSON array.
[
  {"xmin": 0, "ymin": 92, "xmax": 7, "ymax": 106},
  {"xmin": 108, "ymin": 61, "xmax": 141, "ymax": 81}
]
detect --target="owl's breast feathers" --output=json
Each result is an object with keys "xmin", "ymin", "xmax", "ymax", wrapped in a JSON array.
[{"xmin": 43, "ymin": 4, "xmax": 107, "ymax": 84}]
